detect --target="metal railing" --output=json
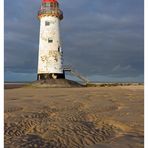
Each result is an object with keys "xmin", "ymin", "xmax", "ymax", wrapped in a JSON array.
[
  {"xmin": 63, "ymin": 65, "xmax": 89, "ymax": 84},
  {"xmin": 38, "ymin": 9, "xmax": 63, "ymax": 19}
]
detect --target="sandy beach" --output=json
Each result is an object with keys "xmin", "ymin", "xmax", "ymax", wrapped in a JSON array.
[{"xmin": 4, "ymin": 85, "xmax": 144, "ymax": 148}]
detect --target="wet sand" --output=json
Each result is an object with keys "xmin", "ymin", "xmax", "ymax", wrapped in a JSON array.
[{"xmin": 4, "ymin": 85, "xmax": 144, "ymax": 148}]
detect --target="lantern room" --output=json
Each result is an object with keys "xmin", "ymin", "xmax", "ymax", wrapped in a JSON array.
[{"xmin": 38, "ymin": 0, "xmax": 63, "ymax": 20}]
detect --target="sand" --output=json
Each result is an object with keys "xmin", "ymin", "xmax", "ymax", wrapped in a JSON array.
[{"xmin": 4, "ymin": 85, "xmax": 144, "ymax": 148}]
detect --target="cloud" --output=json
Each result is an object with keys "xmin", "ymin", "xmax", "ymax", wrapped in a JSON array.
[{"xmin": 4, "ymin": 0, "xmax": 144, "ymax": 82}]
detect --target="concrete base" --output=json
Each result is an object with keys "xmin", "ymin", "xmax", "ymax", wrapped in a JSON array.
[{"xmin": 31, "ymin": 79, "xmax": 84, "ymax": 88}]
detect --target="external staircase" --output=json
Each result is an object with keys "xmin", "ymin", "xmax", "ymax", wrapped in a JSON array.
[{"xmin": 63, "ymin": 65, "xmax": 89, "ymax": 84}]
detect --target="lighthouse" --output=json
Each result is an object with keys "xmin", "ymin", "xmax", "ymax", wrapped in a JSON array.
[{"xmin": 37, "ymin": 0, "xmax": 65, "ymax": 80}]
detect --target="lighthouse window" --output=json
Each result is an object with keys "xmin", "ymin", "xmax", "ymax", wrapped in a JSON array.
[
  {"xmin": 48, "ymin": 38, "xmax": 53, "ymax": 43},
  {"xmin": 50, "ymin": 3, "xmax": 54, "ymax": 8},
  {"xmin": 43, "ymin": 3, "xmax": 50, "ymax": 7},
  {"xmin": 45, "ymin": 3, "xmax": 50, "ymax": 7},
  {"xmin": 45, "ymin": 21, "xmax": 50, "ymax": 26}
]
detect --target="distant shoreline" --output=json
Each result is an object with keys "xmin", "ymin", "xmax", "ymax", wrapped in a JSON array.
[
  {"xmin": 4, "ymin": 83, "xmax": 28, "ymax": 89},
  {"xmin": 4, "ymin": 81, "xmax": 144, "ymax": 89}
]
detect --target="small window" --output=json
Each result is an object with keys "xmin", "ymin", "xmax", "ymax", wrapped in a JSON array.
[
  {"xmin": 45, "ymin": 21, "xmax": 50, "ymax": 26},
  {"xmin": 48, "ymin": 38, "xmax": 53, "ymax": 43},
  {"xmin": 58, "ymin": 46, "xmax": 62, "ymax": 52}
]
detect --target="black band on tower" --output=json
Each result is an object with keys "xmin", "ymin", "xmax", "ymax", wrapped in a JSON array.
[{"xmin": 37, "ymin": 72, "xmax": 65, "ymax": 80}]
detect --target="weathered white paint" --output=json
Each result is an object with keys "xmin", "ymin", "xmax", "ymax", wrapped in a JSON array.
[{"xmin": 38, "ymin": 16, "xmax": 63, "ymax": 74}]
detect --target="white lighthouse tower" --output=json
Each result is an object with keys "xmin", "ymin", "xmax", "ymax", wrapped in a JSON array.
[{"xmin": 37, "ymin": 0, "xmax": 65, "ymax": 80}]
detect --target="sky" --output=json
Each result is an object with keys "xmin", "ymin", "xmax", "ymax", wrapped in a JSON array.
[{"xmin": 4, "ymin": 0, "xmax": 144, "ymax": 82}]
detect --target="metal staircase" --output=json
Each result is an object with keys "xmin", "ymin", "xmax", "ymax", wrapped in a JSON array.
[{"xmin": 63, "ymin": 66, "xmax": 89, "ymax": 84}]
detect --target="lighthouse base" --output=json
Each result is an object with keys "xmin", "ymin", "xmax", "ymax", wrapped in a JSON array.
[
  {"xmin": 31, "ymin": 79, "xmax": 83, "ymax": 88},
  {"xmin": 37, "ymin": 73, "xmax": 65, "ymax": 80}
]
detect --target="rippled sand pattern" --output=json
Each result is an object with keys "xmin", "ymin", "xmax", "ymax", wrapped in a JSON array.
[{"xmin": 4, "ymin": 86, "xmax": 144, "ymax": 148}]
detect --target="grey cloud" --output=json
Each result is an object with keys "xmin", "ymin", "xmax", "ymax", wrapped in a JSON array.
[{"xmin": 4, "ymin": 0, "xmax": 144, "ymax": 81}]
